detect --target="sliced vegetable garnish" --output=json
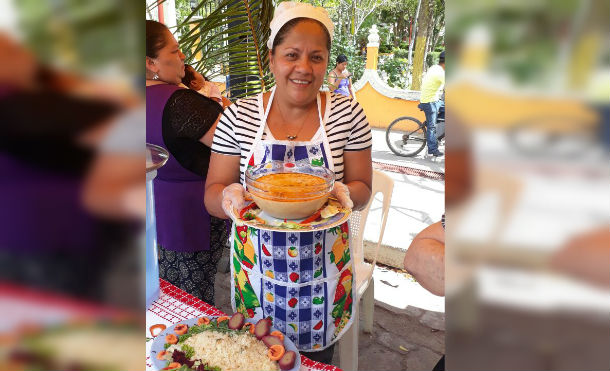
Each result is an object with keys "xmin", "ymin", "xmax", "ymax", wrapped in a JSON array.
[
  {"xmin": 299, "ymin": 209, "xmax": 322, "ymax": 225},
  {"xmin": 228, "ymin": 312, "xmax": 245, "ymax": 330},
  {"xmin": 268, "ymin": 344, "xmax": 286, "ymax": 361},
  {"xmin": 270, "ymin": 330, "xmax": 285, "ymax": 342},
  {"xmin": 197, "ymin": 317, "xmax": 210, "ymax": 326},
  {"xmin": 278, "ymin": 351, "xmax": 297, "ymax": 370},
  {"xmin": 150, "ymin": 324, "xmax": 167, "ymax": 337},
  {"xmin": 239, "ymin": 203, "xmax": 258, "ymax": 219},
  {"xmin": 174, "ymin": 324, "xmax": 188, "ymax": 335},
  {"xmin": 156, "ymin": 350, "xmax": 168, "ymax": 360},
  {"xmin": 165, "ymin": 334, "xmax": 178, "ymax": 344},
  {"xmin": 243, "ymin": 322, "xmax": 255, "ymax": 334},
  {"xmin": 254, "ymin": 318, "xmax": 271, "ymax": 340},
  {"xmin": 216, "ymin": 316, "xmax": 230, "ymax": 324}
]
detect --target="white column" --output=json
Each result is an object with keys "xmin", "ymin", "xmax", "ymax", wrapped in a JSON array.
[
  {"xmin": 0, "ymin": 0, "xmax": 21, "ymax": 39},
  {"xmin": 145, "ymin": 0, "xmax": 158, "ymax": 21},
  {"xmin": 164, "ymin": 0, "xmax": 179, "ymax": 37}
]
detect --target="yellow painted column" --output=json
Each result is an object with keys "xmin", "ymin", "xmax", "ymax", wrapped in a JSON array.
[
  {"xmin": 366, "ymin": 47, "xmax": 378, "ymax": 70},
  {"xmin": 189, "ymin": 18, "xmax": 203, "ymax": 62},
  {"xmin": 365, "ymin": 24, "xmax": 380, "ymax": 70}
]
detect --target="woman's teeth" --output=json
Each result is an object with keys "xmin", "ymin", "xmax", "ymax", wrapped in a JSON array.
[{"xmin": 290, "ymin": 79, "xmax": 310, "ymax": 85}]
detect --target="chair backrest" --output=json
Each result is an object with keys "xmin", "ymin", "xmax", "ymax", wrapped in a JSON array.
[{"xmin": 350, "ymin": 170, "xmax": 394, "ymax": 273}]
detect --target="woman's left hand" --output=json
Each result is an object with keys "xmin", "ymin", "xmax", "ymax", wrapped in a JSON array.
[{"xmin": 331, "ymin": 181, "xmax": 353, "ymax": 209}]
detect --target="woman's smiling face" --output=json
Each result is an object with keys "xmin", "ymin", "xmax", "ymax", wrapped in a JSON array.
[{"xmin": 269, "ymin": 19, "xmax": 329, "ymax": 106}]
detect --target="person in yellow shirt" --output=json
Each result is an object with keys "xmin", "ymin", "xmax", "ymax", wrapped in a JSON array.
[{"xmin": 418, "ymin": 51, "xmax": 445, "ymax": 156}]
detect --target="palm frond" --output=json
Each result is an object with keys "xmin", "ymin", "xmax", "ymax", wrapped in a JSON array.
[{"xmin": 178, "ymin": 0, "xmax": 275, "ymax": 99}]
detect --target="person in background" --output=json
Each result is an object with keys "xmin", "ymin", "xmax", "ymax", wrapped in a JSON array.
[
  {"xmin": 181, "ymin": 64, "xmax": 231, "ymax": 108},
  {"xmin": 82, "ymin": 107, "xmax": 145, "ymax": 220},
  {"xmin": 418, "ymin": 50, "xmax": 445, "ymax": 157},
  {"xmin": 146, "ymin": 20, "xmax": 227, "ymax": 304},
  {"xmin": 0, "ymin": 32, "xmax": 135, "ymax": 301},
  {"xmin": 328, "ymin": 54, "xmax": 353, "ymax": 99}
]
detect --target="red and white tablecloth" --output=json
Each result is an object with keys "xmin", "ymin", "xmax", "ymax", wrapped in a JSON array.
[{"xmin": 146, "ymin": 279, "xmax": 342, "ymax": 371}]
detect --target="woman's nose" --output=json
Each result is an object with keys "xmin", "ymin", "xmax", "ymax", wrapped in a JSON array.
[
  {"xmin": 295, "ymin": 56, "xmax": 313, "ymax": 73},
  {"xmin": 179, "ymin": 51, "xmax": 186, "ymax": 60}
]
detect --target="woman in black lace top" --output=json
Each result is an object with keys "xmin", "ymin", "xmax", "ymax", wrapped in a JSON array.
[{"xmin": 146, "ymin": 20, "xmax": 227, "ymax": 303}]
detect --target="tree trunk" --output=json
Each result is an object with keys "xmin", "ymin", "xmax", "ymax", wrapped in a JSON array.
[
  {"xmin": 350, "ymin": 0, "xmax": 356, "ymax": 44},
  {"xmin": 409, "ymin": 17, "xmax": 413, "ymax": 45},
  {"xmin": 410, "ymin": 0, "xmax": 433, "ymax": 91},
  {"xmin": 426, "ymin": 12, "xmax": 435, "ymax": 54},
  {"xmin": 407, "ymin": 0, "xmax": 421, "ymax": 70},
  {"xmin": 423, "ymin": 10, "xmax": 436, "ymax": 70},
  {"xmin": 431, "ymin": 17, "xmax": 444, "ymax": 54}
]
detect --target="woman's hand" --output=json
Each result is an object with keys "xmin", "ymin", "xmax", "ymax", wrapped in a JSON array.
[
  {"xmin": 205, "ymin": 153, "xmax": 242, "ymax": 219},
  {"xmin": 331, "ymin": 181, "xmax": 354, "ymax": 209},
  {"xmin": 221, "ymin": 183, "xmax": 250, "ymax": 217}
]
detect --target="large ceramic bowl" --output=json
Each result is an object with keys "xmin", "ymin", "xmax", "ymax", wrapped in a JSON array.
[{"xmin": 245, "ymin": 162, "xmax": 334, "ymax": 220}]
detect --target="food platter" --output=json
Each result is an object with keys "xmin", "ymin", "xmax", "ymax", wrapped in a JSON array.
[
  {"xmin": 149, "ymin": 316, "xmax": 300, "ymax": 371},
  {"xmin": 229, "ymin": 198, "xmax": 351, "ymax": 232}
]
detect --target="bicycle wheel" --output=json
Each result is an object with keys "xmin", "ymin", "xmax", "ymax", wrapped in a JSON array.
[
  {"xmin": 386, "ymin": 116, "xmax": 427, "ymax": 157},
  {"xmin": 507, "ymin": 115, "xmax": 596, "ymax": 158}
]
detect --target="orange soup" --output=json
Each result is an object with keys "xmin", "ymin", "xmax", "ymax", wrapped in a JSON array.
[{"xmin": 254, "ymin": 173, "xmax": 327, "ymax": 198}]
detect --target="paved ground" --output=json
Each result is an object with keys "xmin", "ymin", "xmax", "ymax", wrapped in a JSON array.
[{"xmin": 215, "ymin": 129, "xmax": 446, "ymax": 370}]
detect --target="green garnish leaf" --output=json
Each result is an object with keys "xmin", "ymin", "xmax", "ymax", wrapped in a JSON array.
[{"xmin": 182, "ymin": 344, "xmax": 195, "ymax": 359}]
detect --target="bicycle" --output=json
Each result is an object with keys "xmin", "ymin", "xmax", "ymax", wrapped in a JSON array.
[
  {"xmin": 506, "ymin": 112, "xmax": 602, "ymax": 159},
  {"xmin": 385, "ymin": 104, "xmax": 445, "ymax": 157}
]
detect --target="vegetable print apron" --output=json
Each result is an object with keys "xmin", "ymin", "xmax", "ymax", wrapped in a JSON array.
[{"xmin": 230, "ymin": 87, "xmax": 355, "ymax": 352}]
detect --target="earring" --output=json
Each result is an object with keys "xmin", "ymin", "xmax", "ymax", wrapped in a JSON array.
[{"xmin": 153, "ymin": 73, "xmax": 159, "ymax": 80}]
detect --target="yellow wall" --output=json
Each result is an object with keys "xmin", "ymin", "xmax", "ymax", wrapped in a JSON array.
[
  {"xmin": 448, "ymin": 82, "xmax": 597, "ymax": 129},
  {"xmin": 356, "ymin": 82, "xmax": 425, "ymax": 129}
]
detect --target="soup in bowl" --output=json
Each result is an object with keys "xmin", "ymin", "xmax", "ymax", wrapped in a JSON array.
[{"xmin": 245, "ymin": 162, "xmax": 334, "ymax": 220}]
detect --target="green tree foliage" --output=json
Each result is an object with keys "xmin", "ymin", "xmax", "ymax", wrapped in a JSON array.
[
  {"xmin": 16, "ymin": 0, "xmax": 141, "ymax": 74},
  {"xmin": 167, "ymin": 0, "xmax": 444, "ymax": 94}
]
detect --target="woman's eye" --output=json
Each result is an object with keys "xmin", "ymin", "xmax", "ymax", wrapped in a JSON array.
[
  {"xmin": 312, "ymin": 55, "xmax": 323, "ymax": 61},
  {"xmin": 286, "ymin": 53, "xmax": 296, "ymax": 58}
]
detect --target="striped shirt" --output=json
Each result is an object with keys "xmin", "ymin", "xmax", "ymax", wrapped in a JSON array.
[{"xmin": 211, "ymin": 92, "xmax": 372, "ymax": 183}]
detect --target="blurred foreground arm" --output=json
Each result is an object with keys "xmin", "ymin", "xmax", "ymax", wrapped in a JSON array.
[
  {"xmin": 403, "ymin": 221, "xmax": 445, "ymax": 296},
  {"xmin": 550, "ymin": 226, "xmax": 610, "ymax": 289}
]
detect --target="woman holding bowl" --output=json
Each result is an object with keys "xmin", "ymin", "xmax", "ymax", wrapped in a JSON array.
[{"xmin": 204, "ymin": 2, "xmax": 372, "ymax": 363}]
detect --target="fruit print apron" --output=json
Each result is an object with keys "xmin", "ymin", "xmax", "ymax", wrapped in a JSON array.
[{"xmin": 230, "ymin": 87, "xmax": 355, "ymax": 352}]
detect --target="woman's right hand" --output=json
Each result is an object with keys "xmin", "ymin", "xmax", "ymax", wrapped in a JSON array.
[{"xmin": 221, "ymin": 183, "xmax": 250, "ymax": 217}]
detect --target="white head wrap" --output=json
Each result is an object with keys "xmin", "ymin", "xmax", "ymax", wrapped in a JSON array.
[{"xmin": 267, "ymin": 2, "xmax": 334, "ymax": 50}]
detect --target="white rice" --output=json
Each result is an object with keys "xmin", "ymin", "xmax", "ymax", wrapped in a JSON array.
[{"xmin": 171, "ymin": 331, "xmax": 279, "ymax": 371}]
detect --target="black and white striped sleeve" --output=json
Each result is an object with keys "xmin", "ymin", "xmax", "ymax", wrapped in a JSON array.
[
  {"xmin": 344, "ymin": 100, "xmax": 372, "ymax": 151},
  {"xmin": 211, "ymin": 103, "xmax": 241, "ymax": 156}
]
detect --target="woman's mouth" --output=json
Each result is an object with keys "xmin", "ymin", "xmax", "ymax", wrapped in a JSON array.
[{"xmin": 290, "ymin": 79, "xmax": 311, "ymax": 86}]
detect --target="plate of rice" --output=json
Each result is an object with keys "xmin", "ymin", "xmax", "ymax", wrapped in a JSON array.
[{"xmin": 149, "ymin": 314, "xmax": 300, "ymax": 371}]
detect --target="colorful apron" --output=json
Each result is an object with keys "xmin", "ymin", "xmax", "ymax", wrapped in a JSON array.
[{"xmin": 230, "ymin": 87, "xmax": 355, "ymax": 352}]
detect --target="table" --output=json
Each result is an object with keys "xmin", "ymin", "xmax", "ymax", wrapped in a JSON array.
[
  {"xmin": 146, "ymin": 279, "xmax": 342, "ymax": 371},
  {"xmin": 0, "ymin": 282, "xmax": 124, "ymax": 332}
]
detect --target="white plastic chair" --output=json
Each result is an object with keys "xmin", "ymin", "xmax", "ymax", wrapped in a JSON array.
[{"xmin": 339, "ymin": 170, "xmax": 394, "ymax": 370}]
